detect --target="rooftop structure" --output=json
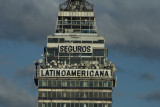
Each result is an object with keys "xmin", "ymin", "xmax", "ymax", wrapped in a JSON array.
[{"xmin": 34, "ymin": 0, "xmax": 117, "ymax": 107}]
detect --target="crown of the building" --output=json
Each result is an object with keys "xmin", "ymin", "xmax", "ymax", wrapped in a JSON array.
[
  {"xmin": 55, "ymin": 0, "xmax": 97, "ymax": 34},
  {"xmin": 59, "ymin": 0, "xmax": 93, "ymax": 12}
]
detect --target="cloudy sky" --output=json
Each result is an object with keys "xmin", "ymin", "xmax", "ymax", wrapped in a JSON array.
[{"xmin": 0, "ymin": 0, "xmax": 160, "ymax": 107}]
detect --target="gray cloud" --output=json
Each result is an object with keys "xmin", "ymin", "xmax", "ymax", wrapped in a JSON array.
[
  {"xmin": 93, "ymin": 0, "xmax": 160, "ymax": 59},
  {"xmin": 141, "ymin": 89, "xmax": 160, "ymax": 102},
  {"xmin": 15, "ymin": 65, "xmax": 36, "ymax": 91},
  {"xmin": 140, "ymin": 72, "xmax": 155, "ymax": 81},
  {"xmin": 1, "ymin": 0, "xmax": 160, "ymax": 59},
  {"xmin": 15, "ymin": 65, "xmax": 35, "ymax": 79},
  {"xmin": 0, "ymin": 76, "xmax": 36, "ymax": 107},
  {"xmin": 0, "ymin": 0, "xmax": 60, "ymax": 45}
]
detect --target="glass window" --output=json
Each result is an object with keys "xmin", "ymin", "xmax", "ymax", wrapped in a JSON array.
[
  {"xmin": 66, "ymin": 103, "xmax": 70, "ymax": 107},
  {"xmin": 42, "ymin": 80, "xmax": 47, "ymax": 86},
  {"xmin": 73, "ymin": 41, "xmax": 81, "ymax": 43},
  {"xmin": 71, "ymin": 92, "xmax": 75, "ymax": 98},
  {"xmin": 48, "ymin": 38, "xmax": 58, "ymax": 43},
  {"xmin": 103, "ymin": 104, "xmax": 107, "ymax": 107},
  {"xmin": 99, "ymin": 92, "xmax": 103, "ymax": 98},
  {"xmin": 83, "ymin": 81, "xmax": 88, "ymax": 87},
  {"xmin": 42, "ymin": 91, "xmax": 47, "ymax": 97},
  {"xmin": 82, "ymin": 41, "xmax": 92, "ymax": 43},
  {"xmin": 108, "ymin": 81, "xmax": 112, "ymax": 87},
  {"xmin": 47, "ymin": 48, "xmax": 58, "ymax": 56},
  {"xmin": 89, "ymin": 92, "xmax": 93, "ymax": 98},
  {"xmin": 94, "ymin": 92, "xmax": 98, "ymax": 98},
  {"xmin": 59, "ymin": 38, "xmax": 65, "ymax": 43},
  {"xmin": 99, "ymin": 104, "xmax": 103, "ymax": 107},
  {"xmin": 57, "ymin": 81, "xmax": 61, "ymax": 87},
  {"xmin": 52, "ymin": 92, "xmax": 56, "ymax": 98},
  {"xmin": 103, "ymin": 81, "xmax": 108, "ymax": 87},
  {"xmin": 80, "ymin": 92, "xmax": 84, "ymax": 98},
  {"xmin": 94, "ymin": 104, "xmax": 97, "ymax": 107},
  {"xmin": 52, "ymin": 103, "xmax": 56, "ymax": 107},
  {"xmin": 67, "ymin": 81, "xmax": 70, "ymax": 86},
  {"xmin": 108, "ymin": 104, "xmax": 112, "ymax": 107},
  {"xmin": 94, "ymin": 81, "xmax": 99, "ymax": 87},
  {"xmin": 71, "ymin": 81, "xmax": 75, "ymax": 87},
  {"xmin": 38, "ymin": 103, "xmax": 42, "ymax": 107},
  {"xmin": 53, "ymin": 80, "xmax": 57, "ymax": 86},
  {"xmin": 75, "ymin": 103, "xmax": 79, "ymax": 107},
  {"xmin": 48, "ymin": 80, "xmax": 52, "ymax": 87},
  {"xmin": 38, "ymin": 80, "xmax": 42, "ymax": 87},
  {"xmin": 67, "ymin": 92, "xmax": 70, "ymax": 98},
  {"xmin": 84, "ymin": 92, "xmax": 88, "ymax": 98},
  {"xmin": 103, "ymin": 92, "xmax": 108, "ymax": 99},
  {"xmin": 108, "ymin": 92, "xmax": 112, "ymax": 98},
  {"xmin": 76, "ymin": 81, "xmax": 80, "ymax": 87},
  {"xmin": 57, "ymin": 103, "xmax": 61, "ymax": 107},
  {"xmin": 76, "ymin": 92, "xmax": 79, "ymax": 98},
  {"xmin": 48, "ymin": 103, "xmax": 51, "ymax": 107},
  {"xmin": 99, "ymin": 81, "xmax": 103, "ymax": 87},
  {"xmin": 57, "ymin": 92, "xmax": 61, "ymax": 98},
  {"xmin": 62, "ymin": 92, "xmax": 66, "ymax": 98},
  {"xmin": 89, "ymin": 81, "xmax": 93, "ymax": 87},
  {"xmin": 43, "ymin": 103, "xmax": 47, "ymax": 107},
  {"xmin": 71, "ymin": 103, "xmax": 74, "ymax": 107},
  {"xmin": 80, "ymin": 103, "xmax": 88, "ymax": 107},
  {"xmin": 80, "ymin": 81, "xmax": 84, "ymax": 87},
  {"xmin": 93, "ymin": 49, "xmax": 104, "ymax": 56},
  {"xmin": 62, "ymin": 103, "xmax": 66, "ymax": 107},
  {"xmin": 62, "ymin": 81, "xmax": 67, "ymax": 87},
  {"xmin": 89, "ymin": 103, "xmax": 93, "ymax": 107},
  {"xmin": 38, "ymin": 91, "xmax": 42, "ymax": 97},
  {"xmin": 48, "ymin": 91, "xmax": 51, "ymax": 98}
]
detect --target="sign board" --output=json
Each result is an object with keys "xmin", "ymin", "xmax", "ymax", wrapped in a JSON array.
[
  {"xmin": 58, "ymin": 45, "xmax": 92, "ymax": 53},
  {"xmin": 39, "ymin": 69, "xmax": 112, "ymax": 78}
]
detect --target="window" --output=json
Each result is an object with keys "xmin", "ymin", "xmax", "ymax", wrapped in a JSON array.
[
  {"xmin": 93, "ymin": 40, "xmax": 104, "ymax": 43},
  {"xmin": 52, "ymin": 103, "xmax": 56, "ymax": 107},
  {"xmin": 57, "ymin": 92, "xmax": 61, "ymax": 98},
  {"xmin": 108, "ymin": 81, "xmax": 112, "ymax": 87},
  {"xmin": 38, "ymin": 103, "xmax": 42, "ymax": 107},
  {"xmin": 93, "ymin": 49, "xmax": 104, "ymax": 56},
  {"xmin": 59, "ymin": 38, "xmax": 65, "ymax": 43},
  {"xmin": 108, "ymin": 104, "xmax": 112, "ymax": 107},
  {"xmin": 108, "ymin": 92, "xmax": 112, "ymax": 98},
  {"xmin": 48, "ymin": 38, "xmax": 58, "ymax": 43},
  {"xmin": 42, "ymin": 80, "xmax": 47, "ymax": 86},
  {"xmin": 38, "ymin": 80, "xmax": 42, "ymax": 87},
  {"xmin": 82, "ymin": 41, "xmax": 92, "ymax": 43}
]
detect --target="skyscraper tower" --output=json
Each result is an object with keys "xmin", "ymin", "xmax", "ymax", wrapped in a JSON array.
[{"xmin": 34, "ymin": 0, "xmax": 117, "ymax": 107}]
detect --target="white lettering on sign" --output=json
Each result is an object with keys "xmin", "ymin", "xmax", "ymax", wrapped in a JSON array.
[
  {"xmin": 58, "ymin": 45, "xmax": 92, "ymax": 53},
  {"xmin": 39, "ymin": 69, "xmax": 112, "ymax": 78}
]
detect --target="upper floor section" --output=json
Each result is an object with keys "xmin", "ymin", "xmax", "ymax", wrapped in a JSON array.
[{"xmin": 55, "ymin": 0, "xmax": 97, "ymax": 34}]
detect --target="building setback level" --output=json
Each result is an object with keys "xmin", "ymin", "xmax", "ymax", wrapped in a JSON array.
[{"xmin": 34, "ymin": 0, "xmax": 117, "ymax": 107}]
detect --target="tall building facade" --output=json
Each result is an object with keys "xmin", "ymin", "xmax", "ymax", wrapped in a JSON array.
[{"xmin": 34, "ymin": 0, "xmax": 117, "ymax": 107}]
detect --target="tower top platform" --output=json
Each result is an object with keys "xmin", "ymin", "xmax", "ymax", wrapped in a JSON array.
[{"xmin": 59, "ymin": 0, "xmax": 93, "ymax": 12}]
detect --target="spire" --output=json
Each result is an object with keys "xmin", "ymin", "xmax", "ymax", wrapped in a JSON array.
[{"xmin": 59, "ymin": 0, "xmax": 93, "ymax": 11}]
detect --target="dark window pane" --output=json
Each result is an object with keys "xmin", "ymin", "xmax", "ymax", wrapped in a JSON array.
[
  {"xmin": 52, "ymin": 103, "xmax": 56, "ymax": 107},
  {"xmin": 89, "ymin": 103, "xmax": 93, "ymax": 107},
  {"xmin": 75, "ymin": 103, "xmax": 79, "ymax": 107},
  {"xmin": 71, "ymin": 103, "xmax": 74, "ymax": 107},
  {"xmin": 93, "ymin": 49, "xmax": 104, "ymax": 56},
  {"xmin": 59, "ymin": 38, "xmax": 65, "ymax": 43},
  {"xmin": 52, "ymin": 92, "xmax": 56, "ymax": 98},
  {"xmin": 57, "ymin": 92, "xmax": 61, "ymax": 98},
  {"xmin": 48, "ymin": 38, "xmax": 58, "ymax": 43},
  {"xmin": 82, "ymin": 41, "xmax": 92, "ymax": 43},
  {"xmin": 94, "ymin": 104, "xmax": 97, "ymax": 107},
  {"xmin": 38, "ymin": 103, "xmax": 42, "ymax": 107}
]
